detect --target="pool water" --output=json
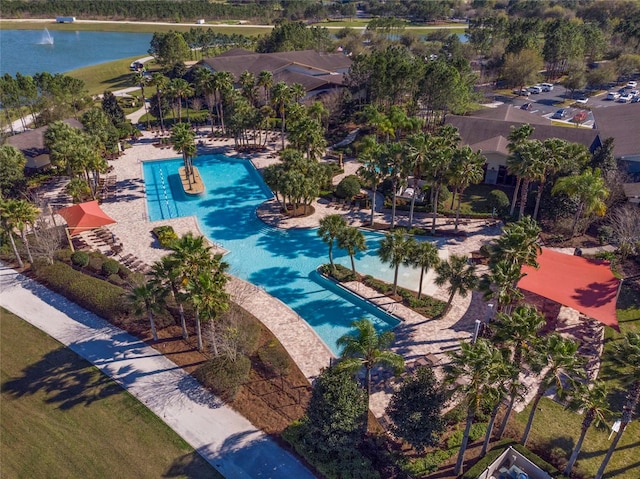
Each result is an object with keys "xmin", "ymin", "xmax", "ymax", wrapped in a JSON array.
[{"xmin": 144, "ymin": 155, "xmax": 436, "ymax": 354}]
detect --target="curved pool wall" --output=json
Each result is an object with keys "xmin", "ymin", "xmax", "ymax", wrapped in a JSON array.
[{"xmin": 143, "ymin": 155, "xmax": 430, "ymax": 354}]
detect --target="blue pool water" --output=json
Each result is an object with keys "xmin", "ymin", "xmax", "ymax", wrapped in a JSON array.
[{"xmin": 144, "ymin": 155, "xmax": 428, "ymax": 354}]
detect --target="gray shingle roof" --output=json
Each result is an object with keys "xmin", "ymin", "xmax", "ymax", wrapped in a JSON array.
[{"xmin": 591, "ymin": 103, "xmax": 640, "ymax": 159}]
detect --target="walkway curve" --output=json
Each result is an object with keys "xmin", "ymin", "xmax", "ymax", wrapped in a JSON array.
[{"xmin": 0, "ymin": 265, "xmax": 316, "ymax": 479}]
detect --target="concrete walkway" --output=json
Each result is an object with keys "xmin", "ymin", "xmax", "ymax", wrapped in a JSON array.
[{"xmin": 0, "ymin": 265, "xmax": 316, "ymax": 479}]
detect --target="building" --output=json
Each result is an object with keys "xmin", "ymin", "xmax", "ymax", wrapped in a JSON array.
[
  {"xmin": 475, "ymin": 446, "xmax": 553, "ymax": 479},
  {"xmin": 592, "ymin": 103, "xmax": 640, "ymax": 173},
  {"xmin": 199, "ymin": 48, "xmax": 352, "ymax": 101}
]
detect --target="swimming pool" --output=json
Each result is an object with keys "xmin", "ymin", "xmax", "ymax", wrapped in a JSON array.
[{"xmin": 143, "ymin": 155, "xmax": 436, "ymax": 354}]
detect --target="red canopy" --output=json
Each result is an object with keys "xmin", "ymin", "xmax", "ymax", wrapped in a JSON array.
[
  {"xmin": 519, "ymin": 248, "xmax": 620, "ymax": 330},
  {"xmin": 57, "ymin": 200, "xmax": 116, "ymax": 236}
]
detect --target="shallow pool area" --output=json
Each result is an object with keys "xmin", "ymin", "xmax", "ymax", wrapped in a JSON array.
[{"xmin": 143, "ymin": 155, "xmax": 433, "ymax": 354}]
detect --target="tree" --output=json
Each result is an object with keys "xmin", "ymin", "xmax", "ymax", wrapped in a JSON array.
[
  {"xmin": 502, "ymin": 49, "xmax": 543, "ymax": 89},
  {"xmin": 608, "ymin": 204, "xmax": 640, "ymax": 260},
  {"xmin": 434, "ymin": 254, "xmax": 478, "ymax": 314},
  {"xmin": 7, "ymin": 199, "xmax": 38, "ymax": 265},
  {"xmin": 564, "ymin": 381, "xmax": 610, "ymax": 476},
  {"xmin": 0, "ymin": 198, "xmax": 25, "ymax": 268},
  {"xmin": 0, "ymin": 145, "xmax": 26, "ymax": 197},
  {"xmin": 151, "ymin": 255, "xmax": 188, "ymax": 340},
  {"xmin": 101, "ymin": 91, "xmax": 125, "ymax": 126},
  {"xmin": 168, "ymin": 78, "xmax": 193, "ymax": 123},
  {"xmin": 149, "ymin": 73, "xmax": 169, "ymax": 131},
  {"xmin": 271, "ymin": 81, "xmax": 293, "ymax": 151},
  {"xmin": 521, "ymin": 333, "xmax": 583, "ymax": 446},
  {"xmin": 478, "ymin": 260, "xmax": 524, "ymax": 315},
  {"xmin": 131, "ymin": 71, "xmax": 150, "ymax": 129},
  {"xmin": 531, "ymin": 138, "xmax": 565, "ymax": 221},
  {"xmin": 377, "ymin": 229, "xmax": 413, "ymax": 296},
  {"xmin": 318, "ymin": 214, "xmax": 347, "ymax": 274},
  {"xmin": 336, "ymin": 318, "xmax": 404, "ymax": 426},
  {"xmin": 408, "ymin": 240, "xmax": 440, "ymax": 300},
  {"xmin": 386, "ymin": 367, "xmax": 446, "ymax": 452},
  {"xmin": 506, "ymin": 124, "xmax": 535, "ymax": 217},
  {"xmin": 171, "ymin": 122, "xmax": 197, "ymax": 189},
  {"xmin": 383, "ymin": 142, "xmax": 408, "ymax": 230},
  {"xmin": 128, "ymin": 281, "xmax": 166, "ymax": 342},
  {"xmin": 302, "ymin": 366, "xmax": 368, "ymax": 455},
  {"xmin": 150, "ymin": 31, "xmax": 190, "ymax": 68},
  {"xmin": 448, "ymin": 146, "xmax": 485, "ymax": 230},
  {"xmin": 488, "ymin": 216, "xmax": 541, "ymax": 270},
  {"xmin": 337, "ymin": 226, "xmax": 367, "ymax": 276},
  {"xmin": 445, "ymin": 339, "xmax": 505, "ymax": 476},
  {"xmin": 595, "ymin": 332, "xmax": 640, "ymax": 479},
  {"xmin": 188, "ymin": 268, "xmax": 230, "ymax": 354},
  {"xmin": 509, "ymin": 139, "xmax": 543, "ymax": 220},
  {"xmin": 256, "ymin": 70, "xmax": 273, "ymax": 104},
  {"xmin": 357, "ymin": 136, "xmax": 386, "ymax": 227},
  {"xmin": 552, "ymin": 167, "xmax": 609, "ymax": 237}
]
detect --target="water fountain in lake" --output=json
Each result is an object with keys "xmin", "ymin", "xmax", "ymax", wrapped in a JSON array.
[{"xmin": 39, "ymin": 28, "xmax": 54, "ymax": 45}]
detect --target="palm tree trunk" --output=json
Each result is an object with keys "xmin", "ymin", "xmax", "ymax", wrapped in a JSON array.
[
  {"xmin": 519, "ymin": 178, "xmax": 529, "ymax": 219},
  {"xmin": 7, "ymin": 230, "xmax": 24, "ymax": 269},
  {"xmin": 595, "ymin": 420, "xmax": 628, "ymax": 479},
  {"xmin": 147, "ymin": 311, "xmax": 158, "ymax": 341},
  {"xmin": 521, "ymin": 391, "xmax": 543, "ymax": 446},
  {"xmin": 571, "ymin": 203, "xmax": 583, "ymax": 237},
  {"xmin": 328, "ymin": 241, "xmax": 335, "ymax": 273},
  {"xmin": 454, "ymin": 409, "xmax": 475, "ymax": 476},
  {"xmin": 210, "ymin": 320, "xmax": 219, "ymax": 356},
  {"xmin": 350, "ymin": 254, "xmax": 356, "ymax": 276},
  {"xmin": 409, "ymin": 184, "xmax": 417, "ymax": 227},
  {"xmin": 510, "ymin": 177, "xmax": 522, "ymax": 217},
  {"xmin": 280, "ymin": 109, "xmax": 286, "ymax": 151},
  {"xmin": 392, "ymin": 264, "xmax": 400, "ymax": 296},
  {"xmin": 445, "ymin": 290, "xmax": 456, "ymax": 313},
  {"xmin": 454, "ymin": 189, "xmax": 463, "ymax": 232},
  {"xmin": 431, "ymin": 183, "xmax": 440, "ymax": 235},
  {"xmin": 481, "ymin": 401, "xmax": 501, "ymax": 456},
  {"xmin": 391, "ymin": 179, "xmax": 398, "ymax": 230},
  {"xmin": 370, "ymin": 186, "xmax": 377, "ymax": 227},
  {"xmin": 565, "ymin": 421, "xmax": 590, "ymax": 476},
  {"xmin": 418, "ymin": 267, "xmax": 425, "ymax": 300},
  {"xmin": 195, "ymin": 309, "xmax": 203, "ymax": 352},
  {"xmin": 533, "ymin": 179, "xmax": 545, "ymax": 220},
  {"xmin": 498, "ymin": 389, "xmax": 517, "ymax": 438},
  {"xmin": 178, "ymin": 302, "xmax": 188, "ymax": 339},
  {"xmin": 20, "ymin": 230, "xmax": 33, "ymax": 264}
]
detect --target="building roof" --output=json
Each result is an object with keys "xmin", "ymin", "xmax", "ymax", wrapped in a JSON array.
[
  {"xmin": 469, "ymin": 104, "xmax": 552, "ymax": 126},
  {"xmin": 622, "ymin": 182, "xmax": 640, "ymax": 199},
  {"xmin": 5, "ymin": 118, "xmax": 83, "ymax": 162},
  {"xmin": 470, "ymin": 135, "xmax": 510, "ymax": 155},
  {"xmin": 592, "ymin": 103, "xmax": 640, "ymax": 159},
  {"xmin": 446, "ymin": 109, "xmax": 601, "ymax": 152}
]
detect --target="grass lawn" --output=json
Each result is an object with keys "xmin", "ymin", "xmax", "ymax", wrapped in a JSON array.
[
  {"xmin": 453, "ymin": 183, "xmax": 514, "ymax": 215},
  {"xmin": 67, "ymin": 56, "xmax": 148, "ymax": 95},
  {"xmin": 510, "ymin": 288, "xmax": 640, "ymax": 479},
  {"xmin": 0, "ymin": 308, "xmax": 223, "ymax": 479}
]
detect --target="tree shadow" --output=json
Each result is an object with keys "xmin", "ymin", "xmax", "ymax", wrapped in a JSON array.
[
  {"xmin": 1, "ymin": 346, "xmax": 123, "ymax": 410},
  {"xmin": 163, "ymin": 451, "xmax": 219, "ymax": 478}
]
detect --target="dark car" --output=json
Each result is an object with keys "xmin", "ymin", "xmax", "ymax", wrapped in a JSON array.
[
  {"xmin": 552, "ymin": 108, "xmax": 568, "ymax": 119},
  {"xmin": 520, "ymin": 102, "xmax": 533, "ymax": 111}
]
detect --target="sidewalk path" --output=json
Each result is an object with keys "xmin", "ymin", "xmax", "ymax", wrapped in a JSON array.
[{"xmin": 0, "ymin": 266, "xmax": 316, "ymax": 479}]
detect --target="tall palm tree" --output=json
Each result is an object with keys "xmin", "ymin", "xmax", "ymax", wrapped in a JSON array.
[
  {"xmin": 448, "ymin": 146, "xmax": 485, "ymax": 231},
  {"xmin": 565, "ymin": 381, "xmax": 610, "ymax": 476},
  {"xmin": 434, "ymin": 254, "xmax": 478, "ymax": 314},
  {"xmin": 488, "ymin": 216, "xmax": 541, "ymax": 269},
  {"xmin": 194, "ymin": 67, "xmax": 216, "ymax": 135},
  {"xmin": 506, "ymin": 124, "xmax": 534, "ymax": 217},
  {"xmin": 377, "ymin": 228, "xmax": 413, "ymax": 295},
  {"xmin": 406, "ymin": 131, "xmax": 430, "ymax": 228},
  {"xmin": 531, "ymin": 138, "xmax": 564, "ymax": 221},
  {"xmin": 130, "ymin": 71, "xmax": 150, "ymax": 129},
  {"xmin": 445, "ymin": 339, "xmax": 505, "ymax": 476},
  {"xmin": 7, "ymin": 199, "xmax": 38, "ymax": 264},
  {"xmin": 478, "ymin": 260, "xmax": 525, "ymax": 315},
  {"xmin": 357, "ymin": 135, "xmax": 386, "ymax": 227},
  {"xmin": 307, "ymin": 100, "xmax": 328, "ymax": 131},
  {"xmin": 128, "ymin": 281, "xmax": 167, "ymax": 342},
  {"xmin": 337, "ymin": 225, "xmax": 367, "ymax": 276},
  {"xmin": 239, "ymin": 70, "xmax": 257, "ymax": 106},
  {"xmin": 151, "ymin": 255, "xmax": 188, "ymax": 340},
  {"xmin": 212, "ymin": 70, "xmax": 233, "ymax": 134},
  {"xmin": 188, "ymin": 269, "xmax": 229, "ymax": 354},
  {"xmin": 150, "ymin": 73, "xmax": 169, "ymax": 131},
  {"xmin": 521, "ymin": 333, "xmax": 583, "ymax": 446},
  {"xmin": 0, "ymin": 198, "xmax": 24, "ymax": 268},
  {"xmin": 552, "ymin": 167, "xmax": 609, "ymax": 237},
  {"xmin": 408, "ymin": 240, "xmax": 440, "ymax": 299},
  {"xmin": 256, "ymin": 70, "xmax": 273, "ymax": 104},
  {"xmin": 171, "ymin": 123, "xmax": 197, "ymax": 188},
  {"xmin": 595, "ymin": 332, "xmax": 640, "ymax": 479},
  {"xmin": 318, "ymin": 214, "xmax": 347, "ymax": 274},
  {"xmin": 481, "ymin": 359, "xmax": 518, "ymax": 456},
  {"xmin": 271, "ymin": 81, "xmax": 293, "ymax": 151},
  {"xmin": 383, "ymin": 142, "xmax": 407, "ymax": 230},
  {"xmin": 336, "ymin": 318, "xmax": 404, "ymax": 399},
  {"xmin": 169, "ymin": 78, "xmax": 194, "ymax": 123},
  {"xmin": 290, "ymin": 83, "xmax": 306, "ymax": 103}
]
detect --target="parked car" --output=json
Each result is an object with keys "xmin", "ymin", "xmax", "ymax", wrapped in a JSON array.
[
  {"xmin": 618, "ymin": 93, "xmax": 633, "ymax": 103},
  {"xmin": 573, "ymin": 111, "xmax": 588, "ymax": 123},
  {"xmin": 630, "ymin": 90, "xmax": 639, "ymax": 97},
  {"xmin": 520, "ymin": 102, "xmax": 533, "ymax": 111},
  {"xmin": 607, "ymin": 91, "xmax": 620, "ymax": 100},
  {"xmin": 540, "ymin": 83, "xmax": 554, "ymax": 92},
  {"xmin": 632, "ymin": 95, "xmax": 640, "ymax": 103},
  {"xmin": 626, "ymin": 81, "xmax": 638, "ymax": 88},
  {"xmin": 527, "ymin": 85, "xmax": 543, "ymax": 94},
  {"xmin": 575, "ymin": 96, "xmax": 589, "ymax": 104},
  {"xmin": 513, "ymin": 88, "xmax": 530, "ymax": 96},
  {"xmin": 552, "ymin": 108, "xmax": 569, "ymax": 119}
]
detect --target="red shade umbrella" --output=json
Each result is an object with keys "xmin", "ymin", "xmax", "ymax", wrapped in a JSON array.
[
  {"xmin": 519, "ymin": 248, "xmax": 620, "ymax": 331},
  {"xmin": 57, "ymin": 200, "xmax": 116, "ymax": 236}
]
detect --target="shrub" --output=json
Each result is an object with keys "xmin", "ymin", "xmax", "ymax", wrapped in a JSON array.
[
  {"xmin": 101, "ymin": 258, "xmax": 120, "ymax": 276},
  {"xmin": 446, "ymin": 423, "xmax": 487, "ymax": 449},
  {"xmin": 194, "ymin": 354, "xmax": 251, "ymax": 401},
  {"xmin": 405, "ymin": 449, "xmax": 455, "ymax": 476},
  {"xmin": 320, "ymin": 263, "xmax": 356, "ymax": 282},
  {"xmin": 335, "ymin": 175, "xmax": 361, "ymax": 199},
  {"xmin": 55, "ymin": 248, "xmax": 73, "ymax": 263},
  {"xmin": 107, "ymin": 273, "xmax": 127, "ymax": 286},
  {"xmin": 71, "ymin": 251, "xmax": 89, "ymax": 268},
  {"xmin": 258, "ymin": 340, "xmax": 290, "ymax": 376},
  {"xmin": 33, "ymin": 260, "xmax": 127, "ymax": 321},
  {"xmin": 152, "ymin": 225, "xmax": 179, "ymax": 249},
  {"xmin": 488, "ymin": 189, "xmax": 510, "ymax": 217}
]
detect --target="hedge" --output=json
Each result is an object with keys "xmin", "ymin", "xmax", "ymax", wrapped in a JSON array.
[
  {"xmin": 33, "ymin": 260, "xmax": 128, "ymax": 321},
  {"xmin": 194, "ymin": 354, "xmax": 251, "ymax": 401},
  {"xmin": 152, "ymin": 225, "xmax": 179, "ymax": 249},
  {"xmin": 362, "ymin": 275, "xmax": 446, "ymax": 318},
  {"xmin": 320, "ymin": 263, "xmax": 356, "ymax": 282}
]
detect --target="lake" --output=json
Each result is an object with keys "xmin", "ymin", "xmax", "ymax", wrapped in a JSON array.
[{"xmin": 0, "ymin": 29, "xmax": 153, "ymax": 76}]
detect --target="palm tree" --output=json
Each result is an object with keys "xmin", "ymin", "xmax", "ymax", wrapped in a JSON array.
[
  {"xmin": 131, "ymin": 71, "xmax": 150, "ymax": 129},
  {"xmin": 383, "ymin": 142, "xmax": 406, "ymax": 230},
  {"xmin": 307, "ymin": 100, "xmax": 328, "ymax": 131},
  {"xmin": 449, "ymin": 146, "xmax": 485, "ymax": 231},
  {"xmin": 337, "ymin": 226, "xmax": 367, "ymax": 276},
  {"xmin": 531, "ymin": 138, "xmax": 564, "ymax": 220},
  {"xmin": 357, "ymin": 135, "xmax": 386, "ymax": 227},
  {"xmin": 169, "ymin": 78, "xmax": 194, "ymax": 123},
  {"xmin": 595, "ymin": 332, "xmax": 640, "ymax": 479},
  {"xmin": 151, "ymin": 255, "xmax": 188, "ymax": 340},
  {"xmin": 318, "ymin": 214, "xmax": 347, "ymax": 274},
  {"xmin": 377, "ymin": 229, "xmax": 413, "ymax": 296},
  {"xmin": 171, "ymin": 123, "xmax": 197, "ymax": 188},
  {"xmin": 408, "ymin": 240, "xmax": 440, "ymax": 300},
  {"xmin": 0, "ymin": 198, "xmax": 24, "ymax": 268},
  {"xmin": 336, "ymin": 318, "xmax": 404, "ymax": 399},
  {"xmin": 489, "ymin": 216, "xmax": 541, "ymax": 269},
  {"xmin": 445, "ymin": 339, "xmax": 505, "ymax": 476},
  {"xmin": 521, "ymin": 333, "xmax": 583, "ymax": 446},
  {"xmin": 188, "ymin": 269, "xmax": 229, "ymax": 354},
  {"xmin": 290, "ymin": 83, "xmax": 306, "ymax": 103},
  {"xmin": 552, "ymin": 167, "xmax": 609, "ymax": 237},
  {"xmin": 239, "ymin": 70, "xmax": 257, "ymax": 106},
  {"xmin": 406, "ymin": 131, "xmax": 430, "ymax": 228},
  {"xmin": 565, "ymin": 381, "xmax": 610, "ymax": 476},
  {"xmin": 212, "ymin": 71, "xmax": 233, "ymax": 134},
  {"xmin": 478, "ymin": 260, "xmax": 525, "ymax": 315},
  {"xmin": 434, "ymin": 254, "xmax": 478, "ymax": 314},
  {"xmin": 481, "ymin": 359, "xmax": 518, "ymax": 456},
  {"xmin": 128, "ymin": 281, "xmax": 167, "ymax": 342},
  {"xmin": 506, "ymin": 124, "xmax": 534, "ymax": 217},
  {"xmin": 150, "ymin": 73, "xmax": 169, "ymax": 131},
  {"xmin": 271, "ymin": 81, "xmax": 293, "ymax": 151},
  {"xmin": 256, "ymin": 70, "xmax": 273, "ymax": 104}
]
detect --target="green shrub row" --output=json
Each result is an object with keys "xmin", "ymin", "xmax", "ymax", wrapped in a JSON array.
[
  {"xmin": 446, "ymin": 423, "xmax": 488, "ymax": 449},
  {"xmin": 362, "ymin": 275, "xmax": 446, "ymax": 318},
  {"xmin": 320, "ymin": 263, "xmax": 357, "ymax": 282},
  {"xmin": 152, "ymin": 225, "xmax": 179, "ymax": 249},
  {"xmin": 33, "ymin": 260, "xmax": 128, "ymax": 321},
  {"xmin": 404, "ymin": 448, "xmax": 455, "ymax": 476},
  {"xmin": 194, "ymin": 355, "xmax": 251, "ymax": 401},
  {"xmin": 282, "ymin": 422, "xmax": 380, "ymax": 479},
  {"xmin": 257, "ymin": 339, "xmax": 290, "ymax": 376}
]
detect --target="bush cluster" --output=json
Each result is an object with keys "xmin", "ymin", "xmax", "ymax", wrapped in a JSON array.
[
  {"xmin": 152, "ymin": 225, "xmax": 179, "ymax": 249},
  {"xmin": 257, "ymin": 340, "xmax": 290, "ymax": 376},
  {"xmin": 404, "ymin": 449, "xmax": 455, "ymax": 476},
  {"xmin": 194, "ymin": 355, "xmax": 251, "ymax": 401},
  {"xmin": 362, "ymin": 275, "xmax": 446, "ymax": 318},
  {"xmin": 33, "ymin": 260, "xmax": 128, "ymax": 321},
  {"xmin": 71, "ymin": 250, "xmax": 89, "ymax": 267},
  {"xmin": 446, "ymin": 423, "xmax": 487, "ymax": 449},
  {"xmin": 320, "ymin": 263, "xmax": 357, "ymax": 282},
  {"xmin": 335, "ymin": 175, "xmax": 361, "ymax": 199}
]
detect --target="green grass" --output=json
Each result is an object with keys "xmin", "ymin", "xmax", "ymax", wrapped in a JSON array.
[
  {"xmin": 511, "ymin": 292, "xmax": 640, "ymax": 479},
  {"xmin": 0, "ymin": 308, "xmax": 223, "ymax": 479},
  {"xmin": 66, "ymin": 56, "xmax": 149, "ymax": 95},
  {"xmin": 456, "ymin": 183, "xmax": 514, "ymax": 215}
]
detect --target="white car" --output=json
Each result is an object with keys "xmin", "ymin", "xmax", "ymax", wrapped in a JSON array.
[
  {"xmin": 607, "ymin": 91, "xmax": 620, "ymax": 100},
  {"xmin": 626, "ymin": 81, "xmax": 638, "ymax": 88},
  {"xmin": 513, "ymin": 88, "xmax": 531, "ymax": 96},
  {"xmin": 618, "ymin": 93, "xmax": 633, "ymax": 103},
  {"xmin": 527, "ymin": 85, "xmax": 543, "ymax": 94},
  {"xmin": 540, "ymin": 83, "xmax": 554, "ymax": 92},
  {"xmin": 575, "ymin": 96, "xmax": 589, "ymax": 104}
]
